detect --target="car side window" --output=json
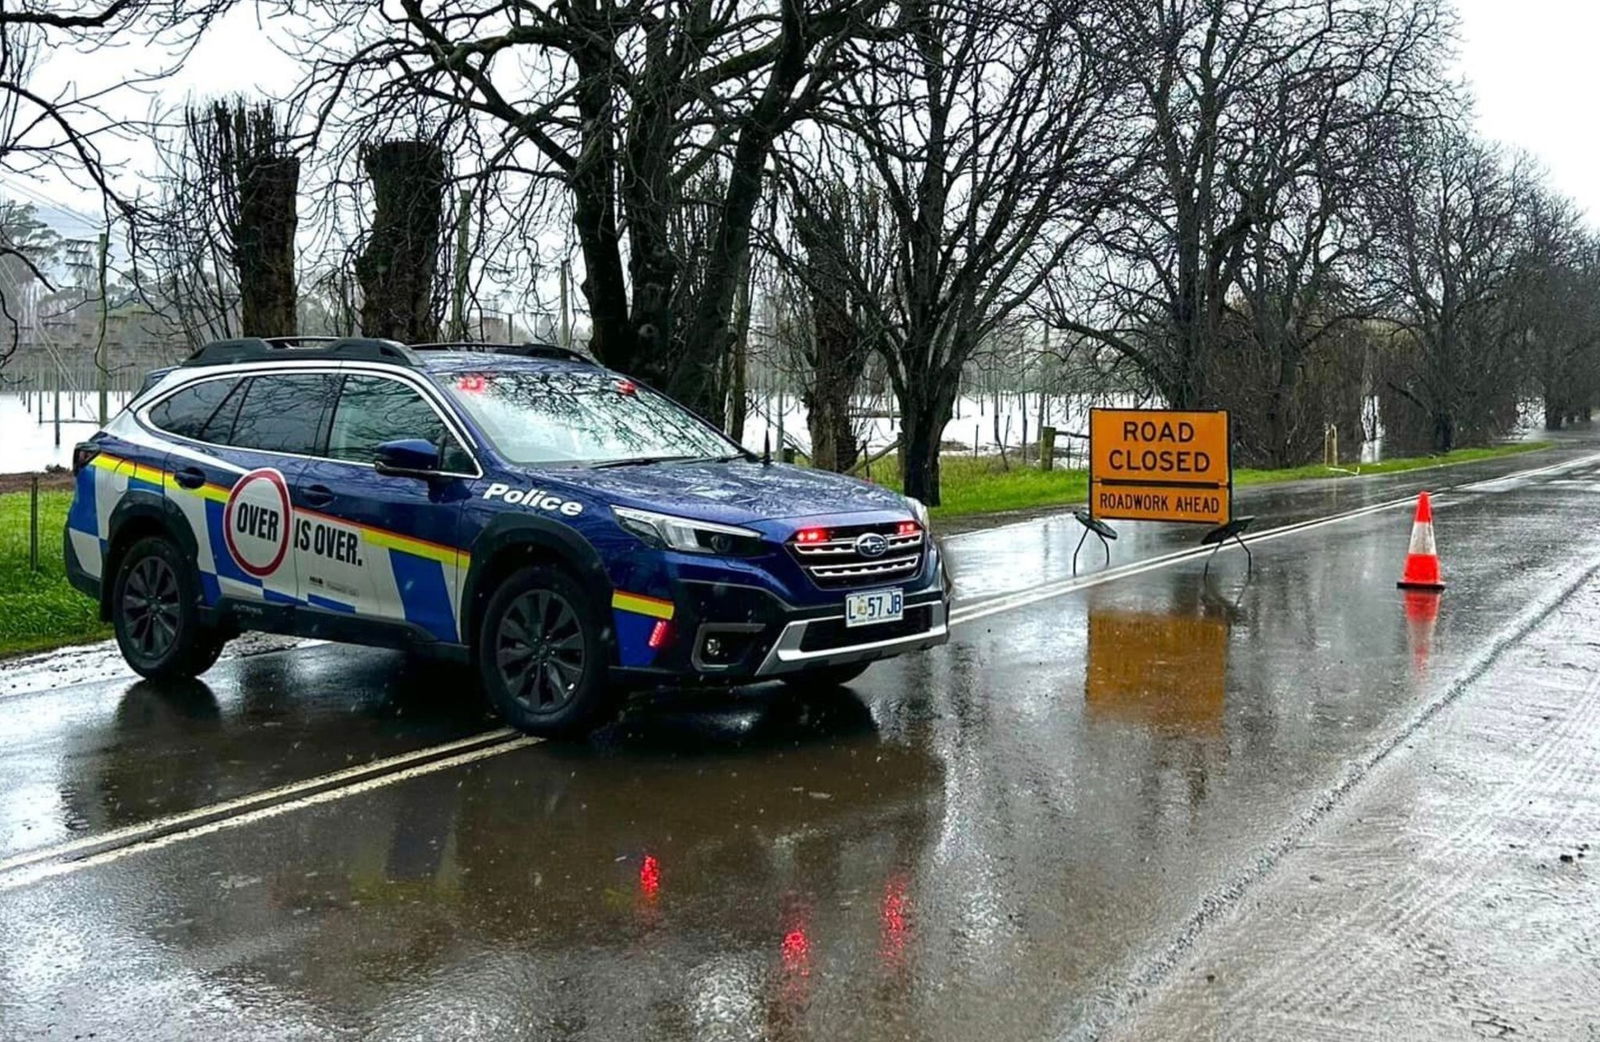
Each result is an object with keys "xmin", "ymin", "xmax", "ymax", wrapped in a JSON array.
[
  {"xmin": 200, "ymin": 379, "xmax": 248, "ymax": 443},
  {"xmin": 327, "ymin": 374, "xmax": 470, "ymax": 470},
  {"xmin": 227, "ymin": 374, "xmax": 340, "ymax": 456},
  {"xmin": 146, "ymin": 378, "xmax": 239, "ymax": 441}
]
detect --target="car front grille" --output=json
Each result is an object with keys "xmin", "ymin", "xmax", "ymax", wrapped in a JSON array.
[{"xmin": 787, "ymin": 522, "xmax": 925, "ymax": 589}]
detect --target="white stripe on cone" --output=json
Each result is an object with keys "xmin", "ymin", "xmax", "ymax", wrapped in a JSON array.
[{"xmin": 1408, "ymin": 519, "xmax": 1437, "ymax": 556}]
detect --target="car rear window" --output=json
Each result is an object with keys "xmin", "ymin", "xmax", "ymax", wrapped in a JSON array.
[
  {"xmin": 146, "ymin": 378, "xmax": 239, "ymax": 441},
  {"xmin": 227, "ymin": 374, "xmax": 340, "ymax": 456}
]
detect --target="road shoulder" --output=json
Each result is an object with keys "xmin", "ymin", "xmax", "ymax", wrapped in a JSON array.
[{"xmin": 1107, "ymin": 582, "xmax": 1600, "ymax": 1041}]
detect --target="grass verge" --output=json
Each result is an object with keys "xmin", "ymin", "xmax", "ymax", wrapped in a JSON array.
[
  {"xmin": 865, "ymin": 440, "xmax": 1550, "ymax": 519},
  {"xmin": 0, "ymin": 488, "xmax": 110, "ymax": 658}
]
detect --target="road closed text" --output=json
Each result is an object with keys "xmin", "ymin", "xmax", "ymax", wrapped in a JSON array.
[{"xmin": 1090, "ymin": 409, "xmax": 1231, "ymax": 526}]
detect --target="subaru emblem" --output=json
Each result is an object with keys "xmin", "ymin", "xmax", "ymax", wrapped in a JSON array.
[{"xmin": 855, "ymin": 532, "xmax": 890, "ymax": 558}]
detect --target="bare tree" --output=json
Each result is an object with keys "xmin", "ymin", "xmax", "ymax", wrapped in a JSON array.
[
  {"xmin": 765, "ymin": 177, "xmax": 892, "ymax": 470},
  {"xmin": 296, "ymin": 0, "xmax": 888, "ymax": 425},
  {"xmin": 1368, "ymin": 120, "xmax": 1529, "ymax": 452},
  {"xmin": 1505, "ymin": 185, "xmax": 1599, "ymax": 431},
  {"xmin": 0, "ymin": 0, "xmax": 243, "ymax": 355},
  {"xmin": 356, "ymin": 139, "xmax": 446, "ymax": 341},
  {"xmin": 1052, "ymin": 0, "xmax": 1451, "ymax": 422},
  {"xmin": 785, "ymin": 0, "xmax": 1133, "ymax": 502},
  {"xmin": 132, "ymin": 101, "xmax": 301, "ymax": 343}
]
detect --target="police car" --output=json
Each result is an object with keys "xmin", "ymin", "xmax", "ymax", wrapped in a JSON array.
[{"xmin": 62, "ymin": 337, "xmax": 950, "ymax": 735}]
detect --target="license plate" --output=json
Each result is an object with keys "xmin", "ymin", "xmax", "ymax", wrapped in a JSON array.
[{"xmin": 845, "ymin": 588, "xmax": 904, "ymax": 628}]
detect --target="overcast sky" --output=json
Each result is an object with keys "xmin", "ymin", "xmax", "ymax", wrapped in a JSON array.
[
  {"xmin": 12, "ymin": 0, "xmax": 1600, "ymax": 227},
  {"xmin": 1453, "ymin": 0, "xmax": 1600, "ymax": 219}
]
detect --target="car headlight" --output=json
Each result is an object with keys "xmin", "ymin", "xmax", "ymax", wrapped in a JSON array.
[
  {"xmin": 905, "ymin": 496, "xmax": 931, "ymax": 531},
  {"xmin": 612, "ymin": 506, "xmax": 765, "ymax": 556}
]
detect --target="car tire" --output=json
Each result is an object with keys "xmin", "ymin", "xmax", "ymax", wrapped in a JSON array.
[
  {"xmin": 111, "ymin": 535, "xmax": 226, "ymax": 680},
  {"xmin": 780, "ymin": 661, "xmax": 872, "ymax": 689},
  {"xmin": 476, "ymin": 564, "xmax": 617, "ymax": 737}
]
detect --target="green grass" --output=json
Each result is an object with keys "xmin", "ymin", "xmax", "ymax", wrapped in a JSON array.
[
  {"xmin": 864, "ymin": 441, "xmax": 1550, "ymax": 519},
  {"xmin": 0, "ymin": 489, "xmax": 110, "ymax": 658},
  {"xmin": 860, "ymin": 454, "xmax": 1092, "ymax": 519}
]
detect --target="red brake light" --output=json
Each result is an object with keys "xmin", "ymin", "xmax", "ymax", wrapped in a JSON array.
[
  {"xmin": 647, "ymin": 619, "xmax": 673, "ymax": 649},
  {"xmin": 795, "ymin": 528, "xmax": 829, "ymax": 545},
  {"xmin": 896, "ymin": 521, "xmax": 921, "ymax": 537},
  {"xmin": 456, "ymin": 374, "xmax": 487, "ymax": 393},
  {"xmin": 617, "ymin": 379, "xmax": 638, "ymax": 395}
]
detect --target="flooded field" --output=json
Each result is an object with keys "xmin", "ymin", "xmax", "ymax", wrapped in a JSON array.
[
  {"xmin": 0, "ymin": 384, "xmax": 1536, "ymax": 477},
  {"xmin": 0, "ymin": 390, "xmax": 133, "ymax": 474}
]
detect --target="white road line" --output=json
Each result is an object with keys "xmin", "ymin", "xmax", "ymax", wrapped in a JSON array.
[
  {"xmin": 948, "ymin": 449, "xmax": 1600, "ymax": 626},
  {"xmin": 938, "ymin": 446, "xmax": 1596, "ymax": 544},
  {"xmin": 5, "ymin": 448, "xmax": 1598, "ymax": 888},
  {"xmin": 0, "ymin": 727, "xmax": 519, "ymax": 878},
  {"xmin": 0, "ymin": 734, "xmax": 541, "ymax": 892},
  {"xmin": 949, "ymin": 493, "xmax": 1420, "ymax": 626},
  {"xmin": 1452, "ymin": 450, "xmax": 1600, "ymax": 491}
]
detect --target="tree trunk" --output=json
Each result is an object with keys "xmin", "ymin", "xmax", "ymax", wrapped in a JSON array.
[
  {"xmin": 229, "ymin": 107, "xmax": 298, "ymax": 337},
  {"xmin": 1433, "ymin": 411, "xmax": 1455, "ymax": 453},
  {"xmin": 726, "ymin": 259, "xmax": 752, "ymax": 444},
  {"xmin": 804, "ymin": 383, "xmax": 858, "ymax": 473},
  {"xmin": 1544, "ymin": 390, "xmax": 1564, "ymax": 431},
  {"xmin": 899, "ymin": 383, "xmax": 955, "ymax": 506},
  {"xmin": 356, "ymin": 141, "xmax": 445, "ymax": 342}
]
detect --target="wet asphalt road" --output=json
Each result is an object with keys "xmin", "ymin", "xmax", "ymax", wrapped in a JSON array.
[{"xmin": 4, "ymin": 440, "xmax": 1600, "ymax": 1040}]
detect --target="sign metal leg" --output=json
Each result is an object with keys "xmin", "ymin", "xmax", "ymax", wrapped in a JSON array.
[{"xmin": 1072, "ymin": 510, "xmax": 1117, "ymax": 576}]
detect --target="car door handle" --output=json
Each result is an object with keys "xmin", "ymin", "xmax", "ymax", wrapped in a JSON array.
[
  {"xmin": 301, "ymin": 484, "xmax": 334, "ymax": 508},
  {"xmin": 173, "ymin": 467, "xmax": 205, "ymax": 490}
]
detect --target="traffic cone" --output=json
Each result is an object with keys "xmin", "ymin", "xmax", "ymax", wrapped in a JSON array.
[{"xmin": 1397, "ymin": 492, "xmax": 1445, "ymax": 590}]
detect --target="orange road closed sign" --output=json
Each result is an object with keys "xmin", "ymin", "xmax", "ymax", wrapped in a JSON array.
[{"xmin": 1090, "ymin": 408, "xmax": 1231, "ymax": 526}]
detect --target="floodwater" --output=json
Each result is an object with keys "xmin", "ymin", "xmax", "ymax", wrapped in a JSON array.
[{"xmin": 0, "ymin": 390, "xmax": 131, "ymax": 473}]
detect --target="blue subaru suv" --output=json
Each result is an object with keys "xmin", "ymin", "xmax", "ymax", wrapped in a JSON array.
[{"xmin": 62, "ymin": 337, "xmax": 950, "ymax": 735}]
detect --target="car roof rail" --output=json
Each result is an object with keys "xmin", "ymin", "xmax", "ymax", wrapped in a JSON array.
[
  {"xmin": 409, "ymin": 340, "xmax": 599, "ymax": 365},
  {"xmin": 181, "ymin": 336, "xmax": 420, "ymax": 368}
]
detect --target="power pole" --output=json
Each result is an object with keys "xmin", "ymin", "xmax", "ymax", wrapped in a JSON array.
[
  {"xmin": 95, "ymin": 228, "xmax": 110, "ymax": 425},
  {"xmin": 449, "ymin": 189, "xmax": 473, "ymax": 340}
]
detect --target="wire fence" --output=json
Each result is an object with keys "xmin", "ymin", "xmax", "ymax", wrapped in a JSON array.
[{"xmin": 2, "ymin": 476, "xmax": 58, "ymax": 576}]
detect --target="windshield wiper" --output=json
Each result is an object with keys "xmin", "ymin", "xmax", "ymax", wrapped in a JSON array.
[{"xmin": 590, "ymin": 455, "xmax": 698, "ymax": 468}]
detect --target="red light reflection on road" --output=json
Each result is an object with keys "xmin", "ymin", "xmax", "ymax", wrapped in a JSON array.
[
  {"xmin": 781, "ymin": 928, "xmax": 809, "ymax": 967},
  {"xmin": 880, "ymin": 875, "xmax": 910, "ymax": 969},
  {"xmin": 639, "ymin": 854, "xmax": 661, "ymax": 900}
]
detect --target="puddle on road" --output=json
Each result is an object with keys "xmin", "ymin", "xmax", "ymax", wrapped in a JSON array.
[{"xmin": 1085, "ymin": 605, "xmax": 1231, "ymax": 736}]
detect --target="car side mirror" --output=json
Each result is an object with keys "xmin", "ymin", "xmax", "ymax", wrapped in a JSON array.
[{"xmin": 374, "ymin": 438, "xmax": 442, "ymax": 478}]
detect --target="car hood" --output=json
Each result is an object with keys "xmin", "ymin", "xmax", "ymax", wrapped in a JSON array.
[{"xmin": 534, "ymin": 460, "xmax": 912, "ymax": 526}]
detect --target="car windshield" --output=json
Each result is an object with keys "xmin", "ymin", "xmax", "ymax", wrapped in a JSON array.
[{"xmin": 438, "ymin": 369, "xmax": 744, "ymax": 466}]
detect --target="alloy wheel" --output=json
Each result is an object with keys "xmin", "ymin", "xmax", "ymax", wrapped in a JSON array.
[
  {"xmin": 495, "ymin": 589, "xmax": 586, "ymax": 712},
  {"xmin": 123, "ymin": 554, "xmax": 181, "ymax": 659}
]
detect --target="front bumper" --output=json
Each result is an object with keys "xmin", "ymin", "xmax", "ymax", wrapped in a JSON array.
[
  {"xmin": 616, "ymin": 563, "xmax": 952, "ymax": 685},
  {"xmin": 752, "ymin": 598, "xmax": 949, "ymax": 676}
]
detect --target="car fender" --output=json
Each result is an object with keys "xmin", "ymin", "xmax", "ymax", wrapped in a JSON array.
[
  {"xmin": 461, "ymin": 513, "xmax": 613, "ymax": 641},
  {"xmin": 107, "ymin": 490, "xmax": 198, "ymax": 559},
  {"xmin": 101, "ymin": 490, "xmax": 199, "ymax": 612}
]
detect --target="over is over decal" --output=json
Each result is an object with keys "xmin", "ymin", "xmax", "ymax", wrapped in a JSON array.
[{"xmin": 223, "ymin": 468, "xmax": 291, "ymax": 578}]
